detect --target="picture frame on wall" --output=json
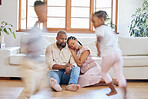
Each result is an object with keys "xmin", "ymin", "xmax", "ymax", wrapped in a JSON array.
[{"xmin": 0, "ymin": 0, "xmax": 1, "ymax": 5}]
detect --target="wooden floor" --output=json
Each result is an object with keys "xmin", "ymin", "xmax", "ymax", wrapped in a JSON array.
[{"xmin": 0, "ymin": 80, "xmax": 148, "ymax": 99}]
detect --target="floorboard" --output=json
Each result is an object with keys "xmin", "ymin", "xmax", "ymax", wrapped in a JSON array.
[{"xmin": 0, "ymin": 80, "xmax": 148, "ymax": 99}]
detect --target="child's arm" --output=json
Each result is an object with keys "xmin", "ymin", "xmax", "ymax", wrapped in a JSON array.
[{"xmin": 96, "ymin": 36, "xmax": 101, "ymax": 57}]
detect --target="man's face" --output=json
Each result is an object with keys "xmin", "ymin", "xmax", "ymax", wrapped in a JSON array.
[
  {"xmin": 56, "ymin": 33, "xmax": 67, "ymax": 48},
  {"xmin": 35, "ymin": 5, "xmax": 47, "ymax": 22}
]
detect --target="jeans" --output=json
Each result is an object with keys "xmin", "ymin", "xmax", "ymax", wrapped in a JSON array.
[{"xmin": 47, "ymin": 67, "xmax": 80, "ymax": 85}]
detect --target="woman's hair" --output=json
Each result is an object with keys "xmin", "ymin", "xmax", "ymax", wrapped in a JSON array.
[
  {"xmin": 67, "ymin": 36, "xmax": 82, "ymax": 46},
  {"xmin": 34, "ymin": 0, "xmax": 46, "ymax": 7},
  {"xmin": 93, "ymin": 10, "xmax": 108, "ymax": 21}
]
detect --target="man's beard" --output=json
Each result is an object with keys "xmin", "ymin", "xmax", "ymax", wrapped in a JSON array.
[{"xmin": 57, "ymin": 42, "xmax": 66, "ymax": 48}]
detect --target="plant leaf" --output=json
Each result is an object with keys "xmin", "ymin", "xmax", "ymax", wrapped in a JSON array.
[
  {"xmin": 12, "ymin": 32, "xmax": 16, "ymax": 38},
  {"xmin": 1, "ymin": 21, "xmax": 4, "ymax": 24},
  {"xmin": 3, "ymin": 28, "xmax": 9, "ymax": 35},
  {"xmin": 8, "ymin": 28, "xmax": 13, "ymax": 33},
  {"xmin": 8, "ymin": 28, "xmax": 16, "ymax": 38}
]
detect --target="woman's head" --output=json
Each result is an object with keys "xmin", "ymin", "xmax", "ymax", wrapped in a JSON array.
[
  {"xmin": 92, "ymin": 10, "xmax": 107, "ymax": 28},
  {"xmin": 67, "ymin": 36, "xmax": 82, "ymax": 50}
]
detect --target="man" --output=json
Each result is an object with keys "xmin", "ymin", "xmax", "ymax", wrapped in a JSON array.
[
  {"xmin": 18, "ymin": 1, "xmax": 48, "ymax": 99},
  {"xmin": 46, "ymin": 30, "xmax": 80, "ymax": 92}
]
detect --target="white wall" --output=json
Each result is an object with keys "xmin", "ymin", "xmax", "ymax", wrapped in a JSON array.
[
  {"xmin": 0, "ymin": 0, "xmax": 18, "ymax": 30},
  {"xmin": 0, "ymin": 0, "xmax": 144, "ymax": 47},
  {"xmin": 0, "ymin": 0, "xmax": 19, "ymax": 47},
  {"xmin": 118, "ymin": 0, "xmax": 143, "ymax": 37}
]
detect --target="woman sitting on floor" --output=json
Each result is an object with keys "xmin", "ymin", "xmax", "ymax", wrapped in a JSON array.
[{"xmin": 67, "ymin": 36, "xmax": 104, "ymax": 87}]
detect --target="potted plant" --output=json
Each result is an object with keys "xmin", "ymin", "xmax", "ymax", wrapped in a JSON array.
[
  {"xmin": 129, "ymin": 0, "xmax": 148, "ymax": 37},
  {"xmin": 0, "ymin": 21, "xmax": 16, "ymax": 48}
]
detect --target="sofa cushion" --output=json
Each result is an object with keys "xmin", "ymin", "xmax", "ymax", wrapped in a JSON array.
[
  {"xmin": 122, "ymin": 56, "xmax": 148, "ymax": 66},
  {"xmin": 10, "ymin": 55, "xmax": 148, "ymax": 67},
  {"xmin": 92, "ymin": 56, "xmax": 148, "ymax": 67},
  {"xmin": 9, "ymin": 54, "xmax": 26, "ymax": 65},
  {"xmin": 9, "ymin": 54, "xmax": 45, "ymax": 65},
  {"xmin": 118, "ymin": 37, "xmax": 148, "ymax": 56},
  {"xmin": 21, "ymin": 33, "xmax": 98, "ymax": 56},
  {"xmin": 74, "ymin": 37, "xmax": 97, "ymax": 57},
  {"xmin": 21, "ymin": 33, "xmax": 51, "ymax": 55}
]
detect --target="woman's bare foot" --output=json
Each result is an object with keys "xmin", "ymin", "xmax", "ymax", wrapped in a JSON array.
[
  {"xmin": 66, "ymin": 84, "xmax": 80, "ymax": 92},
  {"xmin": 50, "ymin": 78, "xmax": 62, "ymax": 92},
  {"xmin": 112, "ymin": 79, "xmax": 119, "ymax": 86}
]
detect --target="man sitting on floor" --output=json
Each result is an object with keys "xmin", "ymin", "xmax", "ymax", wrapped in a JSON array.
[{"xmin": 46, "ymin": 30, "xmax": 80, "ymax": 92}]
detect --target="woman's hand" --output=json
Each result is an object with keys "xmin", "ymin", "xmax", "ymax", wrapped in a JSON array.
[{"xmin": 68, "ymin": 47, "xmax": 75, "ymax": 53}]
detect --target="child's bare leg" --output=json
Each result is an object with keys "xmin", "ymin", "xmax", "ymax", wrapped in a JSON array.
[
  {"xmin": 112, "ymin": 78, "xmax": 119, "ymax": 86},
  {"xmin": 101, "ymin": 55, "xmax": 117, "ymax": 96},
  {"xmin": 96, "ymin": 78, "xmax": 118, "ymax": 86},
  {"xmin": 107, "ymin": 82, "xmax": 117, "ymax": 96},
  {"xmin": 121, "ymin": 86, "xmax": 127, "ymax": 99}
]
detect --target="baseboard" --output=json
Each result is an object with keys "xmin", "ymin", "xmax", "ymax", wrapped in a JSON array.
[
  {"xmin": 127, "ymin": 79, "xmax": 148, "ymax": 82},
  {"xmin": 0, "ymin": 77, "xmax": 21, "ymax": 80},
  {"xmin": 0, "ymin": 77, "xmax": 11, "ymax": 80}
]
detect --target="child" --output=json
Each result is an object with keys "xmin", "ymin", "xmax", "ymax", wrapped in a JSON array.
[
  {"xmin": 18, "ymin": 1, "xmax": 48, "ymax": 99},
  {"xmin": 92, "ymin": 10, "xmax": 127, "ymax": 98}
]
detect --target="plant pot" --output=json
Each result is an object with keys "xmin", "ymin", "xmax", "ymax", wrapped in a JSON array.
[
  {"xmin": 0, "ymin": 31, "xmax": 4, "ymax": 43},
  {"xmin": 0, "ymin": 32, "xmax": 5, "ymax": 48}
]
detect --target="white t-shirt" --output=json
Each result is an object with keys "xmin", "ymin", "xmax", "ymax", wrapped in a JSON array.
[
  {"xmin": 95, "ymin": 25, "xmax": 121, "ymax": 57},
  {"xmin": 27, "ymin": 24, "xmax": 44, "ymax": 61}
]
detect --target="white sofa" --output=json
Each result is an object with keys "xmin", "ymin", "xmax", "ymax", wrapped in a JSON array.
[
  {"xmin": 110, "ymin": 37, "xmax": 148, "ymax": 79},
  {"xmin": 1, "ymin": 33, "xmax": 148, "ymax": 79}
]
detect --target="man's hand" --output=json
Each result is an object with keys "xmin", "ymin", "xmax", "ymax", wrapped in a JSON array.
[
  {"xmin": 65, "ymin": 63, "xmax": 74, "ymax": 68},
  {"xmin": 64, "ymin": 63, "xmax": 74, "ymax": 75},
  {"xmin": 65, "ymin": 66, "xmax": 71, "ymax": 75}
]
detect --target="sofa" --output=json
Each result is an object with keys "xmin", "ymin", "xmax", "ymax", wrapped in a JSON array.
[{"xmin": 0, "ymin": 33, "xmax": 148, "ymax": 79}]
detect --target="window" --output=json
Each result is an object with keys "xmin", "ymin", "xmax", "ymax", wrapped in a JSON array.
[
  {"xmin": 19, "ymin": 0, "xmax": 118, "ymax": 33},
  {"xmin": 47, "ymin": 0, "xmax": 66, "ymax": 28},
  {"xmin": 95, "ymin": 0, "xmax": 118, "ymax": 32}
]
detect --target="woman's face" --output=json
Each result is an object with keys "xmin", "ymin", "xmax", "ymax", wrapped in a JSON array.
[{"xmin": 68, "ymin": 39, "xmax": 79, "ymax": 50}]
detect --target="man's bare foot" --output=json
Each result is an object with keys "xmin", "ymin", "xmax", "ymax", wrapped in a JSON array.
[
  {"xmin": 50, "ymin": 78, "xmax": 62, "ymax": 92},
  {"xmin": 106, "ymin": 90, "xmax": 117, "ymax": 96},
  {"xmin": 66, "ymin": 84, "xmax": 80, "ymax": 92}
]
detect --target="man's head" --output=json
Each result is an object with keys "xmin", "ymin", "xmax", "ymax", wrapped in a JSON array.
[
  {"xmin": 34, "ymin": 1, "xmax": 47, "ymax": 22},
  {"xmin": 56, "ymin": 30, "xmax": 67, "ymax": 49}
]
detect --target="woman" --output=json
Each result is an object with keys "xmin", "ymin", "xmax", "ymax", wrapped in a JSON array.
[{"xmin": 67, "ymin": 36, "xmax": 102, "ymax": 87}]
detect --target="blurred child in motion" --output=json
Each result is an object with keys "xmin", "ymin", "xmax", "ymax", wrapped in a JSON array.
[
  {"xmin": 18, "ymin": 1, "xmax": 49, "ymax": 99},
  {"xmin": 92, "ymin": 10, "xmax": 127, "ymax": 99}
]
